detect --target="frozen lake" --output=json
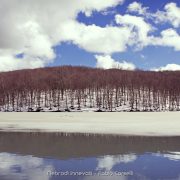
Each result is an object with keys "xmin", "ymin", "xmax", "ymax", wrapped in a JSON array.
[
  {"xmin": 0, "ymin": 112, "xmax": 180, "ymax": 136},
  {"xmin": 0, "ymin": 132, "xmax": 180, "ymax": 180}
]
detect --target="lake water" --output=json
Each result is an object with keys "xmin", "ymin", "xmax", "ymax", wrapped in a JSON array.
[{"xmin": 0, "ymin": 132, "xmax": 180, "ymax": 180}]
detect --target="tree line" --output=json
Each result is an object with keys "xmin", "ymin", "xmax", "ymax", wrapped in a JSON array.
[{"xmin": 0, "ymin": 66, "xmax": 180, "ymax": 112}]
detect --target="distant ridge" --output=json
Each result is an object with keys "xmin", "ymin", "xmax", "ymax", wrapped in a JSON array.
[{"xmin": 0, "ymin": 66, "xmax": 180, "ymax": 112}]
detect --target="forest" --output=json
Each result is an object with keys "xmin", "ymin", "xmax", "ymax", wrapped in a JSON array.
[{"xmin": 0, "ymin": 66, "xmax": 180, "ymax": 112}]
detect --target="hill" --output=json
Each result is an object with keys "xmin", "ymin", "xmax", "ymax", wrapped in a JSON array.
[{"xmin": 0, "ymin": 66, "xmax": 180, "ymax": 112}]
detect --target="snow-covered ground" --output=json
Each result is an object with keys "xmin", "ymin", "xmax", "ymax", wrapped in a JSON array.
[
  {"xmin": 0, "ymin": 112, "xmax": 179, "ymax": 136},
  {"xmin": 1, "ymin": 89, "xmax": 179, "ymax": 112}
]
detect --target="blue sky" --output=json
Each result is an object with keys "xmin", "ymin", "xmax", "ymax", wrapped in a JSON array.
[
  {"xmin": 52, "ymin": 41, "xmax": 180, "ymax": 70},
  {"xmin": 49, "ymin": 0, "xmax": 180, "ymax": 71},
  {"xmin": 0, "ymin": 0, "xmax": 180, "ymax": 71}
]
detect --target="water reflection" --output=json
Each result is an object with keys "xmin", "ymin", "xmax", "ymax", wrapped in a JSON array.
[
  {"xmin": 97, "ymin": 154, "xmax": 137, "ymax": 171},
  {"xmin": 0, "ymin": 132, "xmax": 180, "ymax": 180},
  {"xmin": 0, "ymin": 153, "xmax": 53, "ymax": 180},
  {"xmin": 156, "ymin": 151, "xmax": 180, "ymax": 161}
]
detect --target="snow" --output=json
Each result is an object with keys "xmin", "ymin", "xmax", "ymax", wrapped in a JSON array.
[
  {"xmin": 0, "ymin": 112, "xmax": 180, "ymax": 136},
  {"xmin": 1, "ymin": 89, "xmax": 179, "ymax": 112}
]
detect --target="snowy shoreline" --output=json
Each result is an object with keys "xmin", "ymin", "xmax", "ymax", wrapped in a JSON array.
[{"xmin": 0, "ymin": 112, "xmax": 180, "ymax": 136}]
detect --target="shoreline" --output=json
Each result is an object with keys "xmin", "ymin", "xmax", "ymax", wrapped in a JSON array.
[{"xmin": 0, "ymin": 112, "xmax": 180, "ymax": 136}]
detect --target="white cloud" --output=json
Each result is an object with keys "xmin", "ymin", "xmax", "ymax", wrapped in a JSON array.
[
  {"xmin": 0, "ymin": 0, "xmax": 124, "ymax": 72},
  {"xmin": 135, "ymin": 2, "xmax": 180, "ymax": 31},
  {"xmin": 61, "ymin": 21, "xmax": 132, "ymax": 54},
  {"xmin": 129, "ymin": 2, "xmax": 180, "ymax": 29},
  {"xmin": 127, "ymin": 1, "xmax": 148, "ymax": 15},
  {"xmin": 95, "ymin": 55, "xmax": 136, "ymax": 70},
  {"xmin": 150, "ymin": 29, "xmax": 180, "ymax": 51},
  {"xmin": 154, "ymin": 3, "xmax": 180, "ymax": 28},
  {"xmin": 165, "ymin": 3, "xmax": 180, "ymax": 28},
  {"xmin": 126, "ymin": 2, "xmax": 180, "ymax": 52},
  {"xmin": 115, "ymin": 14, "xmax": 153, "ymax": 48},
  {"xmin": 97, "ymin": 154, "xmax": 137, "ymax": 171},
  {"xmin": 0, "ymin": 54, "xmax": 46, "ymax": 72},
  {"xmin": 152, "ymin": 63, "xmax": 180, "ymax": 71},
  {"xmin": 1, "ymin": 0, "xmax": 180, "ymax": 72},
  {"xmin": 82, "ymin": 0, "xmax": 124, "ymax": 17}
]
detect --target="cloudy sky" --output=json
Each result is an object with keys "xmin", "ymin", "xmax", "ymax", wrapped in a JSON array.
[{"xmin": 0, "ymin": 0, "xmax": 180, "ymax": 72}]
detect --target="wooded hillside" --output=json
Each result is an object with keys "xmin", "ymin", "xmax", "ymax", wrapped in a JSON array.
[{"xmin": 0, "ymin": 66, "xmax": 180, "ymax": 112}]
